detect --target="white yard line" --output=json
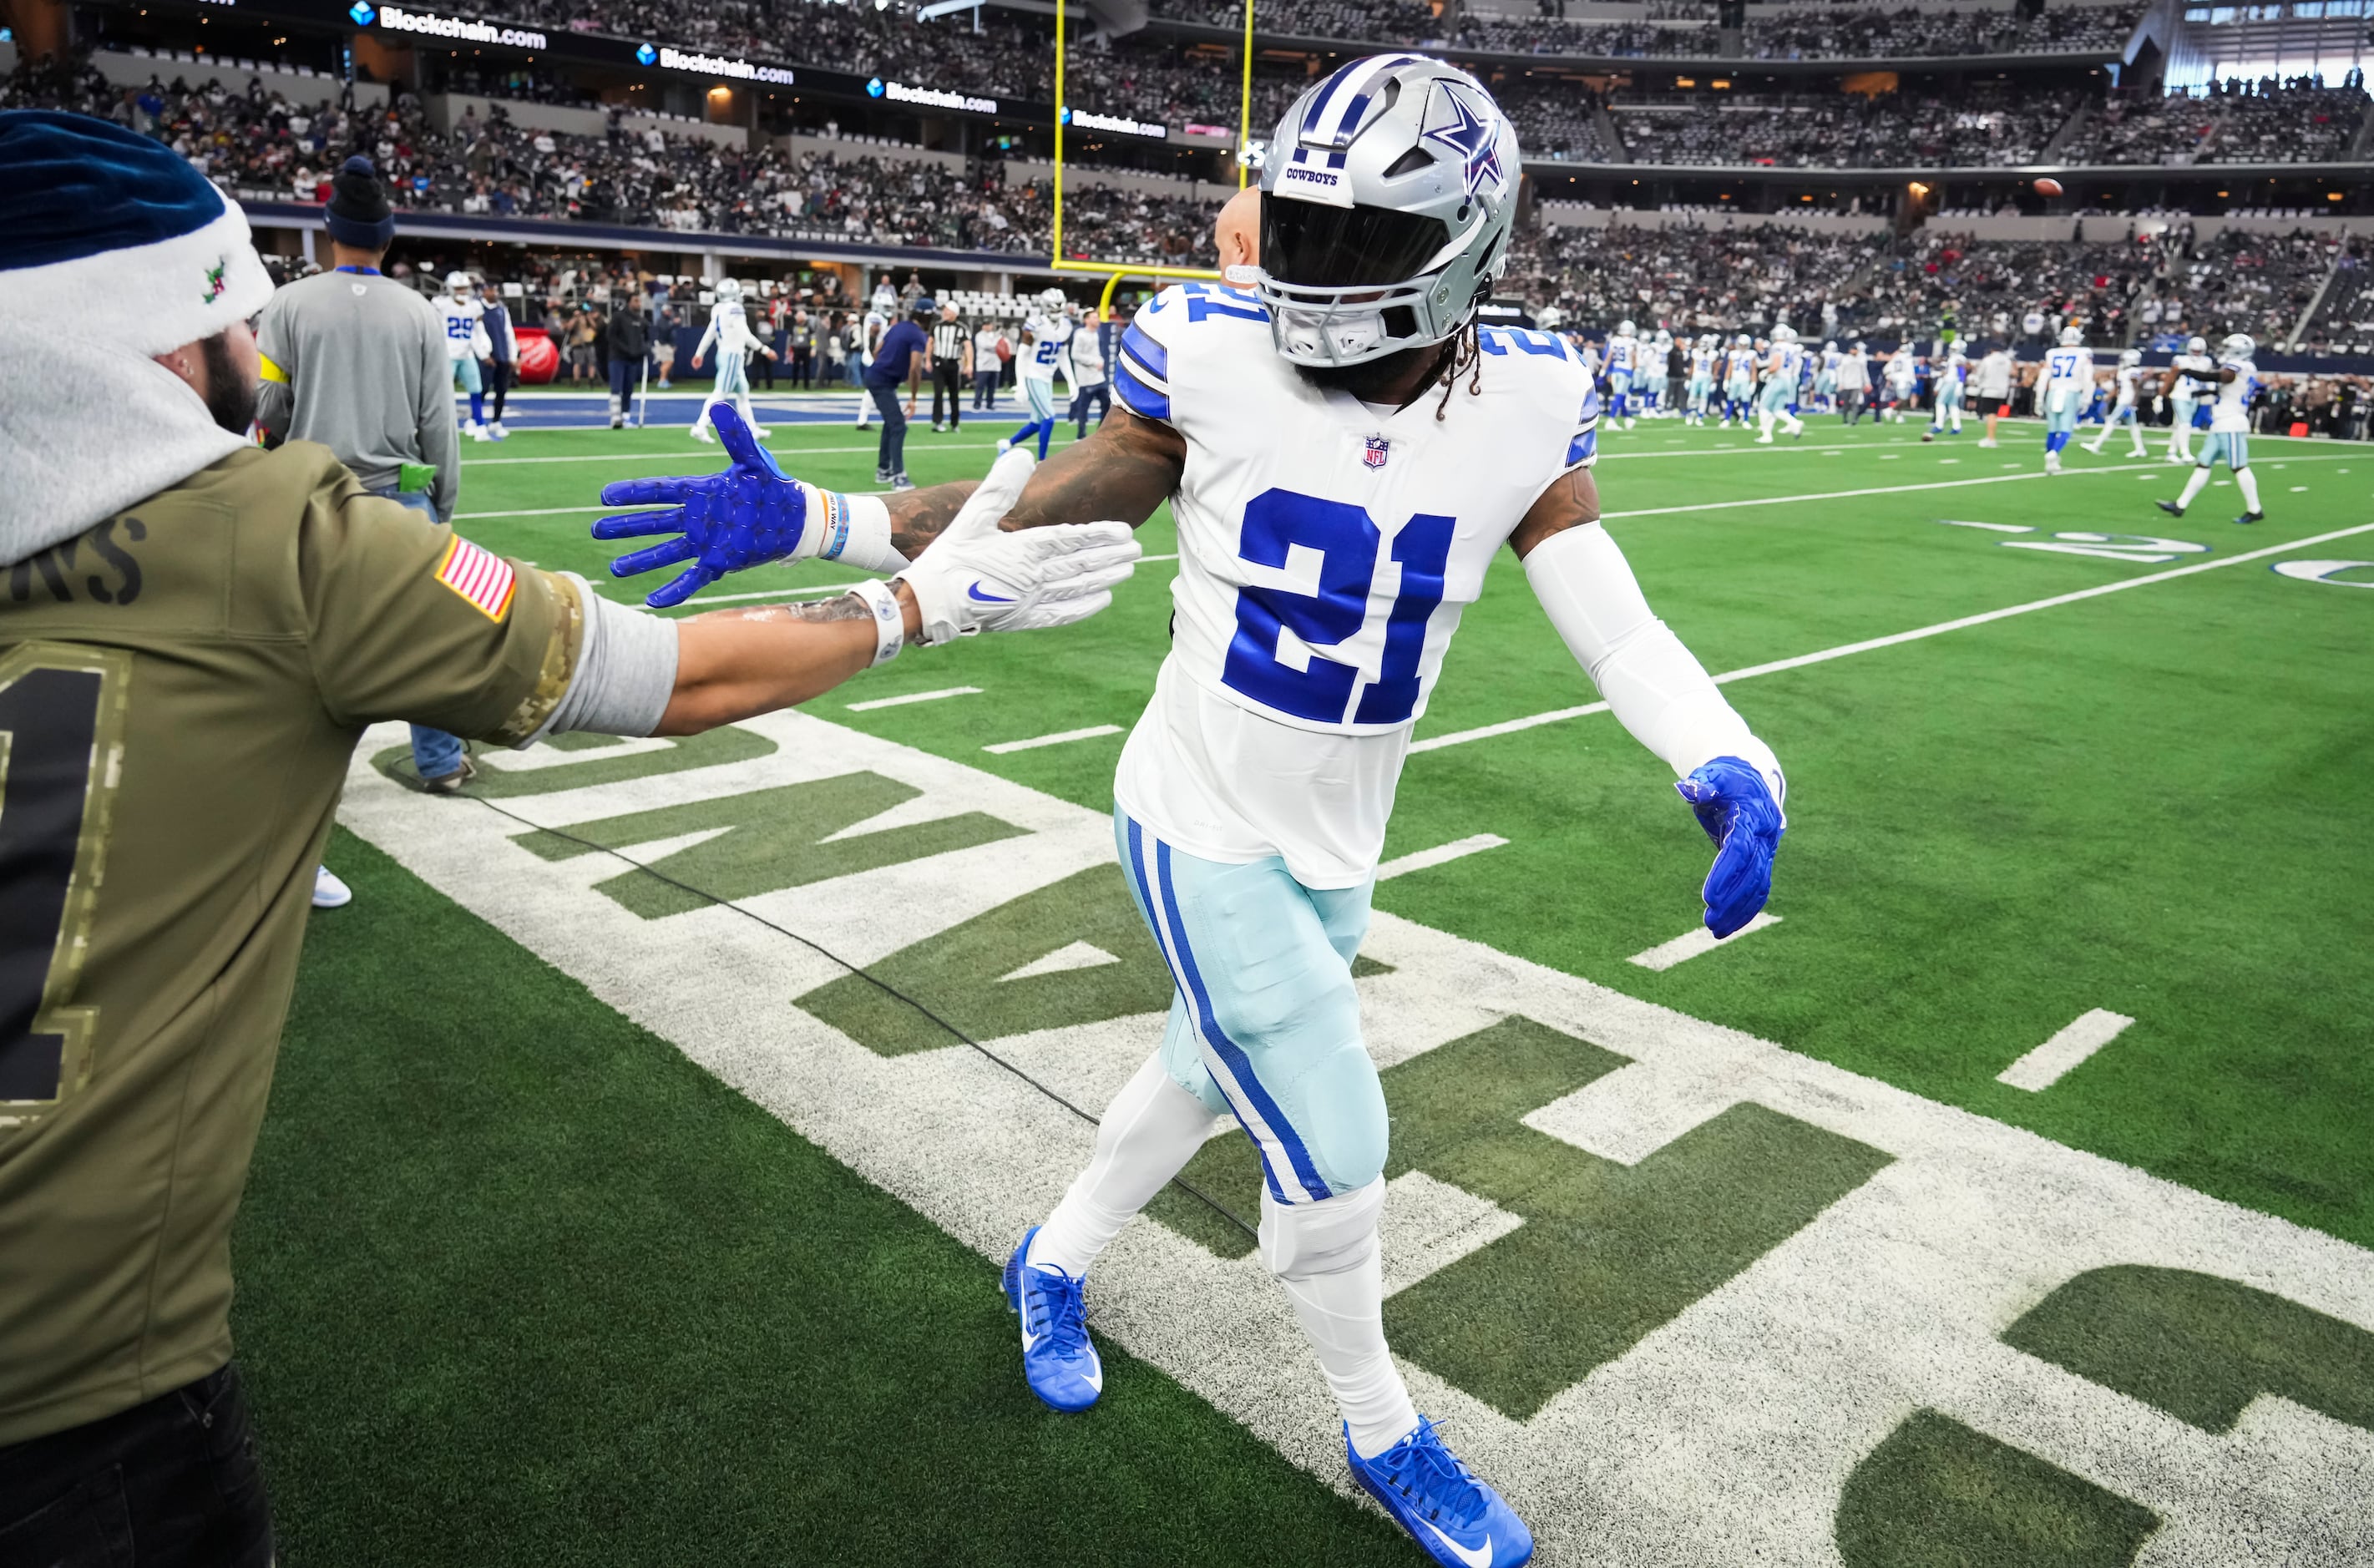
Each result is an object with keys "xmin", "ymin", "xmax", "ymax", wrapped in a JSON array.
[
  {"xmin": 1997, "ymin": 1009, "xmax": 2137, "ymax": 1091},
  {"xmin": 1626, "ymin": 913, "xmax": 1783, "ymax": 971},
  {"xmin": 1600, "ymin": 451, "xmax": 2363, "ymax": 524},
  {"xmin": 982, "ymin": 724, "xmax": 1126, "ymax": 754},
  {"xmin": 1412, "ymin": 519, "xmax": 2374, "ymax": 755},
  {"xmin": 1374, "ymin": 833, "xmax": 1509, "ymax": 881},
  {"xmin": 463, "ymin": 441, "xmax": 1010, "ymax": 466},
  {"xmin": 847, "ymin": 685, "xmax": 982, "ymax": 712}
]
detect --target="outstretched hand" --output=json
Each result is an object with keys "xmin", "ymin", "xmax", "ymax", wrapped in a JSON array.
[
  {"xmin": 894, "ymin": 448, "xmax": 1140, "ymax": 644},
  {"xmin": 1675, "ymin": 756, "xmax": 1784, "ymax": 939},
  {"xmin": 591, "ymin": 404, "xmax": 807, "ymax": 608}
]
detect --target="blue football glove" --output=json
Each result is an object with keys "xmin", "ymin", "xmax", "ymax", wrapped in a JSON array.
[
  {"xmin": 591, "ymin": 403, "xmax": 808, "ymax": 608},
  {"xmin": 1674, "ymin": 756, "xmax": 1784, "ymax": 939}
]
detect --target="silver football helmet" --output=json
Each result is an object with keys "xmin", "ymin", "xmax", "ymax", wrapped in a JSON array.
[
  {"xmin": 1039, "ymin": 286, "xmax": 1067, "ymax": 311},
  {"xmin": 2186, "ymin": 335, "xmax": 2208, "ymax": 356},
  {"xmin": 2059, "ymin": 326, "xmax": 2083, "ymax": 346},
  {"xmin": 445, "ymin": 271, "xmax": 473, "ymax": 297},
  {"xmin": 2119, "ymin": 348, "xmax": 2142, "ymax": 367},
  {"xmin": 1771, "ymin": 324, "xmax": 1796, "ymax": 343},
  {"xmin": 2221, "ymin": 332, "xmax": 2255, "ymax": 357},
  {"xmin": 1617, "ymin": 319, "xmax": 1638, "ymax": 339},
  {"xmin": 1734, "ymin": 332, "xmax": 1750, "ymax": 347},
  {"xmin": 1255, "ymin": 56, "xmax": 1518, "ymax": 368},
  {"xmin": 715, "ymin": 277, "xmax": 743, "ymax": 303}
]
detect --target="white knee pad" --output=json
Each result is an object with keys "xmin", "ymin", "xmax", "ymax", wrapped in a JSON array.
[{"xmin": 1258, "ymin": 1175, "xmax": 1385, "ymax": 1281}]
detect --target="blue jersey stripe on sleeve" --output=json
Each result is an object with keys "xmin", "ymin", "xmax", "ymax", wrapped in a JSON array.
[
  {"xmin": 1119, "ymin": 321, "xmax": 1169, "ymax": 382},
  {"xmin": 1115, "ymin": 363, "xmax": 1172, "ymax": 422}
]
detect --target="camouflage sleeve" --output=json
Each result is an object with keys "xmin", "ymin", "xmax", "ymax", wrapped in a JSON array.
[{"xmin": 300, "ymin": 478, "xmax": 585, "ymax": 744}]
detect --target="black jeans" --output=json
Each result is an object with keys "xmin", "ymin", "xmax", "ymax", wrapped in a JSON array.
[
  {"xmin": 488, "ymin": 357, "xmax": 514, "ymax": 423},
  {"xmin": 868, "ymin": 384, "xmax": 909, "ymax": 475},
  {"xmin": 1071, "ymin": 380, "xmax": 1110, "ymax": 436},
  {"xmin": 931, "ymin": 358, "xmax": 964, "ymax": 427},
  {"xmin": 0, "ymin": 1363, "xmax": 273, "ymax": 1566}
]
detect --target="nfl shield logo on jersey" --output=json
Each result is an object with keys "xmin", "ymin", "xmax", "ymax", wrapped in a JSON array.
[{"xmin": 1363, "ymin": 436, "xmax": 1390, "ymax": 469}]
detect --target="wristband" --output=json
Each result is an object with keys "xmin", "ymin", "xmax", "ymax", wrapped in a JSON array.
[
  {"xmin": 799, "ymin": 484, "xmax": 901, "ymax": 569},
  {"xmin": 846, "ymin": 579, "xmax": 904, "ymax": 667}
]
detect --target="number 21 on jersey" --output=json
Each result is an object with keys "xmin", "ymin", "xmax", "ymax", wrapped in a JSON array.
[{"xmin": 1220, "ymin": 488, "xmax": 1452, "ymax": 728}]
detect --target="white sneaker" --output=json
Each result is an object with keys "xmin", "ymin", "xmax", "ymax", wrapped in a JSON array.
[
  {"xmin": 1754, "ymin": 433, "xmax": 1774, "ymax": 445},
  {"xmin": 691, "ymin": 423, "xmax": 716, "ymax": 443},
  {"xmin": 1977, "ymin": 438, "xmax": 1997, "ymax": 448},
  {"xmin": 488, "ymin": 421, "xmax": 509, "ymax": 440},
  {"xmin": 312, "ymin": 867, "xmax": 353, "ymax": 909},
  {"xmin": 2045, "ymin": 455, "xmax": 2062, "ymax": 474},
  {"xmin": 996, "ymin": 437, "xmax": 1014, "ymax": 454},
  {"xmin": 463, "ymin": 422, "xmax": 491, "ymax": 442}
]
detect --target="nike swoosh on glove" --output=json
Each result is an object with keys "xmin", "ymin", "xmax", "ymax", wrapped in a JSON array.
[
  {"xmin": 896, "ymin": 448, "xmax": 1140, "ymax": 645},
  {"xmin": 590, "ymin": 404, "xmax": 811, "ymax": 608},
  {"xmin": 1674, "ymin": 756, "xmax": 1784, "ymax": 939}
]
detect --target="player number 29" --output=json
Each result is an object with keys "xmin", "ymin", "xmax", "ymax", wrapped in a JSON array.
[{"xmin": 1221, "ymin": 488, "xmax": 1455, "ymax": 728}]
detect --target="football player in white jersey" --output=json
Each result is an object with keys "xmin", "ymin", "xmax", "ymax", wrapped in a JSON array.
[
  {"xmin": 1754, "ymin": 324, "xmax": 1807, "ymax": 443},
  {"xmin": 2165, "ymin": 334, "xmax": 2212, "ymax": 463},
  {"xmin": 1685, "ymin": 333, "xmax": 1718, "ymax": 424},
  {"xmin": 1881, "ymin": 344, "xmax": 1917, "ymax": 422},
  {"xmin": 1000, "ymin": 287, "xmax": 1076, "ymax": 461},
  {"xmin": 1606, "ymin": 317, "xmax": 1638, "ymax": 427},
  {"xmin": 1921, "ymin": 343, "xmax": 1967, "ymax": 441},
  {"xmin": 1975, "ymin": 345, "xmax": 2015, "ymax": 447},
  {"xmin": 434, "ymin": 271, "xmax": 494, "ymax": 440},
  {"xmin": 1815, "ymin": 340, "xmax": 1841, "ymax": 412},
  {"xmin": 2084, "ymin": 348, "xmax": 2150, "ymax": 458},
  {"xmin": 595, "ymin": 58, "xmax": 1785, "ymax": 1568},
  {"xmin": 2155, "ymin": 333, "xmax": 2265, "ymax": 524},
  {"xmin": 1638, "ymin": 326, "xmax": 1672, "ymax": 417},
  {"xmin": 1721, "ymin": 332, "xmax": 1757, "ymax": 426},
  {"xmin": 2039, "ymin": 326, "xmax": 2094, "ymax": 474},
  {"xmin": 689, "ymin": 278, "xmax": 777, "ymax": 445}
]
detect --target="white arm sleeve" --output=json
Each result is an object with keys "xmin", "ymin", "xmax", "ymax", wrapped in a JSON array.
[{"xmin": 1522, "ymin": 524, "xmax": 1784, "ymax": 812}]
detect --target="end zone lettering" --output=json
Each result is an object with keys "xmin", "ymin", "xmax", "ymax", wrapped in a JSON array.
[
  {"xmin": 655, "ymin": 45, "xmax": 794, "ymax": 85},
  {"xmin": 373, "ymin": 5, "xmax": 547, "ymax": 48},
  {"xmin": 882, "ymin": 80, "xmax": 998, "ymax": 114}
]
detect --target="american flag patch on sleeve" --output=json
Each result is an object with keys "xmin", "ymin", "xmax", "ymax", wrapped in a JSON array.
[{"xmin": 434, "ymin": 536, "xmax": 517, "ymax": 620}]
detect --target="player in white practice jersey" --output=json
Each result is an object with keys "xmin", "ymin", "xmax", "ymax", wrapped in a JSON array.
[
  {"xmin": 434, "ymin": 271, "xmax": 494, "ymax": 441},
  {"xmin": 641, "ymin": 57, "xmax": 1789, "ymax": 1568},
  {"xmin": 1606, "ymin": 318, "xmax": 1638, "ymax": 427},
  {"xmin": 2040, "ymin": 326, "xmax": 2094, "ymax": 474},
  {"xmin": 1815, "ymin": 340, "xmax": 1841, "ymax": 412},
  {"xmin": 1975, "ymin": 345, "xmax": 2014, "ymax": 446},
  {"xmin": 2165, "ymin": 334, "xmax": 2212, "ymax": 463},
  {"xmin": 1881, "ymin": 344, "xmax": 1917, "ymax": 422},
  {"xmin": 1721, "ymin": 332, "xmax": 1757, "ymax": 426},
  {"xmin": 1001, "ymin": 288, "xmax": 1075, "ymax": 460},
  {"xmin": 852, "ymin": 299, "xmax": 890, "ymax": 428},
  {"xmin": 1638, "ymin": 326, "xmax": 1672, "ymax": 417},
  {"xmin": 1921, "ymin": 344, "xmax": 1967, "ymax": 440},
  {"xmin": 689, "ymin": 278, "xmax": 777, "ymax": 445},
  {"xmin": 2156, "ymin": 334, "xmax": 2265, "ymax": 524},
  {"xmin": 2084, "ymin": 348, "xmax": 2151, "ymax": 457},
  {"xmin": 1686, "ymin": 333, "xmax": 1718, "ymax": 424},
  {"xmin": 1754, "ymin": 325, "xmax": 1807, "ymax": 443}
]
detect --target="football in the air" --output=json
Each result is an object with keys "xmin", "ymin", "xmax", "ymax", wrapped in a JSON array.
[{"xmin": 2033, "ymin": 177, "xmax": 2065, "ymax": 197}]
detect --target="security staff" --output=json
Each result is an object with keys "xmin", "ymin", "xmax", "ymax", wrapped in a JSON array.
[
  {"xmin": 0, "ymin": 109, "xmax": 1139, "ymax": 1563},
  {"xmin": 929, "ymin": 299, "xmax": 970, "ymax": 432}
]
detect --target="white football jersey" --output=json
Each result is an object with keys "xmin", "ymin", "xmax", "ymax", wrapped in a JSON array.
[
  {"xmin": 1886, "ymin": 350, "xmax": 1916, "ymax": 387},
  {"xmin": 1689, "ymin": 346, "xmax": 1716, "ymax": 380},
  {"xmin": 2208, "ymin": 357, "xmax": 2256, "ymax": 432},
  {"xmin": 2043, "ymin": 345, "xmax": 2094, "ymax": 412},
  {"xmin": 701, "ymin": 301, "xmax": 759, "ymax": 359},
  {"xmin": 1021, "ymin": 314, "xmax": 1072, "ymax": 382},
  {"xmin": 1108, "ymin": 283, "xmax": 1597, "ymax": 887},
  {"xmin": 2169, "ymin": 352, "xmax": 2213, "ymax": 406},
  {"xmin": 2113, "ymin": 364, "xmax": 2141, "ymax": 405},
  {"xmin": 434, "ymin": 295, "xmax": 484, "ymax": 362},
  {"xmin": 1607, "ymin": 334, "xmax": 1637, "ymax": 375}
]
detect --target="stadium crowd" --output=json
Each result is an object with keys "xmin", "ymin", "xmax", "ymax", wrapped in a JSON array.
[
  {"xmin": 1511, "ymin": 219, "xmax": 1891, "ymax": 335},
  {"xmin": 2058, "ymin": 78, "xmax": 2369, "ymax": 164},
  {"xmin": 1606, "ymin": 86, "xmax": 2078, "ymax": 167}
]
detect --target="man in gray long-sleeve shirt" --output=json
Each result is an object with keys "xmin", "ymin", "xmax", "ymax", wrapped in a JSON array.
[
  {"xmin": 255, "ymin": 157, "xmax": 458, "ymax": 522},
  {"xmin": 255, "ymin": 155, "xmax": 473, "ymax": 792}
]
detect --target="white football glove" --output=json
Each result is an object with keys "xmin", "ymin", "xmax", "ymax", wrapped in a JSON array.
[{"xmin": 894, "ymin": 448, "xmax": 1140, "ymax": 645}]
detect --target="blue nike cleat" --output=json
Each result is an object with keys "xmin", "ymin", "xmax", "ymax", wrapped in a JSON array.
[
  {"xmin": 1002, "ymin": 1228, "xmax": 1102, "ymax": 1412},
  {"xmin": 1348, "ymin": 1419, "xmax": 1533, "ymax": 1568}
]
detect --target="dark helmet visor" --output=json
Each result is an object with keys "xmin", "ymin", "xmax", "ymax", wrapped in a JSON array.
[{"xmin": 1261, "ymin": 193, "xmax": 1453, "ymax": 290}]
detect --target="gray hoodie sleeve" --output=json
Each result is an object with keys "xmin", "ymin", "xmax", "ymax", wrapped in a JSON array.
[{"xmin": 416, "ymin": 303, "xmax": 461, "ymax": 522}]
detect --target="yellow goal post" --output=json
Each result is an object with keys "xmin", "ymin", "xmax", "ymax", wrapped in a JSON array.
[{"xmin": 1047, "ymin": 0, "xmax": 1258, "ymax": 301}]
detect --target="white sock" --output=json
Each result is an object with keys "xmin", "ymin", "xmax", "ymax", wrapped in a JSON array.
[
  {"xmin": 1029, "ymin": 1051, "xmax": 1220, "ymax": 1278},
  {"xmin": 1758, "ymin": 410, "xmax": 1774, "ymax": 438},
  {"xmin": 1785, "ymin": 414, "xmax": 1804, "ymax": 435},
  {"xmin": 1264, "ymin": 1184, "xmax": 1420, "ymax": 1460},
  {"xmin": 2235, "ymin": 466, "xmax": 2262, "ymax": 512},
  {"xmin": 2177, "ymin": 466, "xmax": 2211, "ymax": 508}
]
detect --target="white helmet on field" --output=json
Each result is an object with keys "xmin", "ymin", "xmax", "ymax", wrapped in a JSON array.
[
  {"xmin": 2186, "ymin": 335, "xmax": 2208, "ymax": 356},
  {"xmin": 2222, "ymin": 332, "xmax": 2255, "ymax": 358},
  {"xmin": 2119, "ymin": 347, "xmax": 2142, "ymax": 367},
  {"xmin": 1039, "ymin": 286, "xmax": 1067, "ymax": 311},
  {"xmin": 445, "ymin": 271, "xmax": 473, "ymax": 296},
  {"xmin": 1949, "ymin": 341, "xmax": 1967, "ymax": 360},
  {"xmin": 1617, "ymin": 319, "xmax": 1637, "ymax": 338},
  {"xmin": 715, "ymin": 276, "xmax": 743, "ymax": 302},
  {"xmin": 1771, "ymin": 323, "xmax": 1796, "ymax": 343},
  {"xmin": 2058, "ymin": 326, "xmax": 2083, "ymax": 346},
  {"xmin": 1734, "ymin": 332, "xmax": 1750, "ymax": 347},
  {"xmin": 1653, "ymin": 326, "xmax": 1672, "ymax": 345},
  {"xmin": 1256, "ymin": 56, "xmax": 1519, "ymax": 368},
  {"xmin": 1825, "ymin": 339, "xmax": 1839, "ymax": 352}
]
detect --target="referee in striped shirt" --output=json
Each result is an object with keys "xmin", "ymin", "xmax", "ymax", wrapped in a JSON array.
[{"xmin": 929, "ymin": 301, "xmax": 971, "ymax": 432}]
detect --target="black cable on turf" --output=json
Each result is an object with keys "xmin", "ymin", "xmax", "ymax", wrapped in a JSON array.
[{"xmin": 414, "ymin": 762, "xmax": 1258, "ymax": 1243}]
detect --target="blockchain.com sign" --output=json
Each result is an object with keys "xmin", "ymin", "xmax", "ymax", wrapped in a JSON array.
[
  {"xmin": 641, "ymin": 43, "xmax": 795, "ymax": 85},
  {"xmin": 364, "ymin": 3, "xmax": 547, "ymax": 49},
  {"xmin": 868, "ymin": 78, "xmax": 999, "ymax": 115},
  {"xmin": 1061, "ymin": 105, "xmax": 1168, "ymax": 141}
]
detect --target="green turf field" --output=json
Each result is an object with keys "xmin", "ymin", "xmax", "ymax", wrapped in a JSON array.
[{"xmin": 241, "ymin": 403, "xmax": 2374, "ymax": 1565}]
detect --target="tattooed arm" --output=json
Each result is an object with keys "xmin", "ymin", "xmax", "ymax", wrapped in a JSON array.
[
  {"xmin": 656, "ymin": 585, "xmax": 919, "ymax": 734},
  {"xmin": 878, "ymin": 405, "xmax": 1187, "ymax": 558}
]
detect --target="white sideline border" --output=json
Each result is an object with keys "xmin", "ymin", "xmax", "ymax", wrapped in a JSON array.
[
  {"xmin": 1999, "ymin": 1009, "xmax": 2138, "ymax": 1091},
  {"xmin": 1627, "ymin": 913, "xmax": 1783, "ymax": 972}
]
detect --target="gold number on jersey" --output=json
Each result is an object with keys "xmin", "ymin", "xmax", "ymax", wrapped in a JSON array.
[{"xmin": 0, "ymin": 643, "xmax": 131, "ymax": 1144}]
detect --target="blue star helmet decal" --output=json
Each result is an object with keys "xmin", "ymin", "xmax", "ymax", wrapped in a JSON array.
[{"xmin": 1421, "ymin": 81, "xmax": 1506, "ymax": 200}]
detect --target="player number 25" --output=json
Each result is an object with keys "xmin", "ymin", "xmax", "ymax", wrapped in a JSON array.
[{"xmin": 1221, "ymin": 488, "xmax": 1454, "ymax": 728}]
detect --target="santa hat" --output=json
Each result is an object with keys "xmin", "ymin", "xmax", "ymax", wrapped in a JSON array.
[{"xmin": 0, "ymin": 110, "xmax": 274, "ymax": 565}]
